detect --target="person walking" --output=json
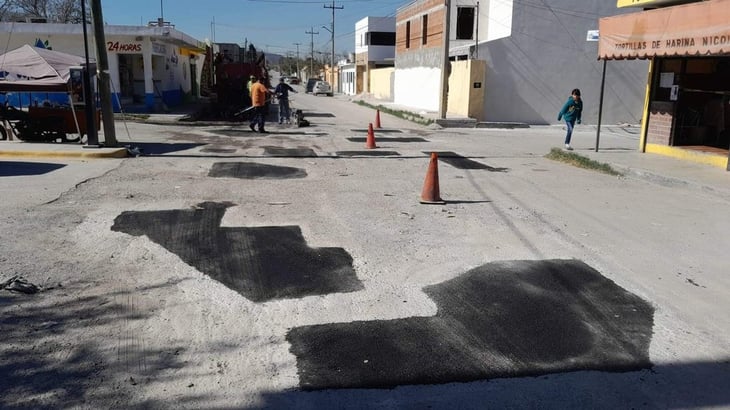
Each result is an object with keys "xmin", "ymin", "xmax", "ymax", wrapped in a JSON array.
[
  {"xmin": 274, "ymin": 77, "xmax": 297, "ymax": 124},
  {"xmin": 557, "ymin": 88, "xmax": 583, "ymax": 150},
  {"xmin": 249, "ymin": 76, "xmax": 271, "ymax": 133}
]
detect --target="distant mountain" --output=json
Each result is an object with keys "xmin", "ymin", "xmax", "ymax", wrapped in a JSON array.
[{"xmin": 265, "ymin": 53, "xmax": 283, "ymax": 65}]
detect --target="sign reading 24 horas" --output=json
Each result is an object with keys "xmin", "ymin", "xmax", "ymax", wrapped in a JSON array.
[{"xmin": 107, "ymin": 41, "xmax": 142, "ymax": 52}]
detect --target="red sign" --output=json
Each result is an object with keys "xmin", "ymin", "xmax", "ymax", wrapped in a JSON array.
[{"xmin": 107, "ymin": 41, "xmax": 142, "ymax": 52}]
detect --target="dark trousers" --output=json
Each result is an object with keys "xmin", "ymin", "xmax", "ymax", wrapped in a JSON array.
[{"xmin": 250, "ymin": 106, "xmax": 267, "ymax": 130}]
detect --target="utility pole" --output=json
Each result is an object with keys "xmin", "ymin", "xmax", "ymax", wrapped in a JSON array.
[
  {"xmin": 90, "ymin": 0, "xmax": 117, "ymax": 145},
  {"xmin": 293, "ymin": 42, "xmax": 301, "ymax": 80},
  {"xmin": 305, "ymin": 27, "xmax": 318, "ymax": 79},
  {"xmin": 439, "ymin": 0, "xmax": 451, "ymax": 119},
  {"xmin": 80, "ymin": 0, "xmax": 98, "ymax": 147},
  {"xmin": 323, "ymin": 0, "xmax": 343, "ymax": 89}
]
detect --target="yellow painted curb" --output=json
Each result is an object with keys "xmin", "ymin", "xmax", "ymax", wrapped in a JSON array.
[
  {"xmin": 0, "ymin": 148, "xmax": 128, "ymax": 159},
  {"xmin": 645, "ymin": 143, "xmax": 728, "ymax": 169}
]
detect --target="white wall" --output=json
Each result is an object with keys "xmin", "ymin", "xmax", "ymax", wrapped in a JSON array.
[
  {"xmin": 486, "ymin": 0, "xmax": 512, "ymax": 41},
  {"xmin": 476, "ymin": 0, "xmax": 647, "ymax": 124},
  {"xmin": 355, "ymin": 16, "xmax": 395, "ymax": 61},
  {"xmin": 449, "ymin": 0, "xmax": 512, "ymax": 53},
  {"xmin": 394, "ymin": 66, "xmax": 441, "ymax": 111}
]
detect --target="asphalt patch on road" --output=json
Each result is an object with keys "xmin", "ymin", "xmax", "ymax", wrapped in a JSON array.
[
  {"xmin": 209, "ymin": 162, "xmax": 307, "ymax": 179},
  {"xmin": 263, "ymin": 147, "xmax": 318, "ymax": 157},
  {"xmin": 209, "ymin": 128, "xmax": 261, "ymax": 137},
  {"xmin": 111, "ymin": 202, "xmax": 362, "ymax": 302},
  {"xmin": 211, "ymin": 129, "xmax": 328, "ymax": 137},
  {"xmin": 347, "ymin": 137, "xmax": 427, "ymax": 143},
  {"xmin": 287, "ymin": 259, "xmax": 654, "ymax": 390},
  {"xmin": 201, "ymin": 147, "xmax": 237, "ymax": 154},
  {"xmin": 0, "ymin": 161, "xmax": 65, "ymax": 177},
  {"xmin": 424, "ymin": 151, "xmax": 508, "ymax": 171},
  {"xmin": 350, "ymin": 129, "xmax": 403, "ymax": 133},
  {"xmin": 335, "ymin": 151, "xmax": 400, "ymax": 157},
  {"xmin": 304, "ymin": 113, "xmax": 336, "ymax": 118}
]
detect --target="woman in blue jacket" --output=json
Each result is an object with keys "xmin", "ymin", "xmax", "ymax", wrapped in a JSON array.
[{"xmin": 557, "ymin": 89, "xmax": 582, "ymax": 150}]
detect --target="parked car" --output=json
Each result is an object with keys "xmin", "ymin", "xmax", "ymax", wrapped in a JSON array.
[
  {"xmin": 312, "ymin": 81, "xmax": 333, "ymax": 96},
  {"xmin": 305, "ymin": 78, "xmax": 321, "ymax": 93},
  {"xmin": 288, "ymin": 77, "xmax": 300, "ymax": 85}
]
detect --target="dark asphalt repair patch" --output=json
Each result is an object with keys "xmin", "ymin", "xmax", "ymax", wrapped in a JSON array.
[
  {"xmin": 304, "ymin": 113, "xmax": 336, "ymax": 118},
  {"xmin": 111, "ymin": 202, "xmax": 362, "ymax": 302},
  {"xmin": 263, "ymin": 147, "xmax": 318, "ymax": 157},
  {"xmin": 350, "ymin": 128, "xmax": 403, "ymax": 133},
  {"xmin": 201, "ymin": 147, "xmax": 237, "ymax": 154},
  {"xmin": 287, "ymin": 259, "xmax": 654, "ymax": 390},
  {"xmin": 209, "ymin": 162, "xmax": 307, "ymax": 179},
  {"xmin": 347, "ymin": 137, "xmax": 427, "ymax": 143},
  {"xmin": 211, "ymin": 129, "xmax": 328, "ymax": 137},
  {"xmin": 335, "ymin": 151, "xmax": 400, "ymax": 157},
  {"xmin": 424, "ymin": 151, "xmax": 508, "ymax": 171}
]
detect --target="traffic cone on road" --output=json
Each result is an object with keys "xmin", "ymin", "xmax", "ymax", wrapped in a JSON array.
[
  {"xmin": 420, "ymin": 152, "xmax": 446, "ymax": 204},
  {"xmin": 366, "ymin": 123, "xmax": 378, "ymax": 149},
  {"xmin": 375, "ymin": 109, "xmax": 382, "ymax": 129}
]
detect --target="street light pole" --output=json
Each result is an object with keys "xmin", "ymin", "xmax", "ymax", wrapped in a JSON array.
[
  {"xmin": 293, "ymin": 42, "xmax": 301, "ymax": 80},
  {"xmin": 323, "ymin": 1, "xmax": 342, "ymax": 89},
  {"xmin": 80, "ymin": 0, "xmax": 99, "ymax": 147},
  {"xmin": 439, "ymin": 0, "xmax": 451, "ymax": 119},
  {"xmin": 305, "ymin": 27, "xmax": 318, "ymax": 79}
]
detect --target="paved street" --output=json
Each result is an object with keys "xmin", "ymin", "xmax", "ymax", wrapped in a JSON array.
[{"xmin": 1, "ymin": 89, "xmax": 729, "ymax": 409}]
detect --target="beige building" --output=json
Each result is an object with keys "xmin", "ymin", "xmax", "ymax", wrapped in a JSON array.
[{"xmin": 599, "ymin": 0, "xmax": 730, "ymax": 169}]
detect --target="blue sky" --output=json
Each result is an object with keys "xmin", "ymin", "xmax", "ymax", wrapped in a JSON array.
[{"xmin": 102, "ymin": 0, "xmax": 405, "ymax": 58}]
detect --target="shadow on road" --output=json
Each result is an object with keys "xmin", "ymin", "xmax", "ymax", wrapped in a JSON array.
[{"xmin": 0, "ymin": 161, "xmax": 66, "ymax": 177}]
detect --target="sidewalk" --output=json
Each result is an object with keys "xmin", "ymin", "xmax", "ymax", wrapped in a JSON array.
[{"xmin": 576, "ymin": 142, "xmax": 730, "ymax": 200}]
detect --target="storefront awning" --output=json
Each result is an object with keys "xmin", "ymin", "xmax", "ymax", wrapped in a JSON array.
[
  {"xmin": 599, "ymin": 0, "xmax": 730, "ymax": 60},
  {"xmin": 616, "ymin": 0, "xmax": 686, "ymax": 8}
]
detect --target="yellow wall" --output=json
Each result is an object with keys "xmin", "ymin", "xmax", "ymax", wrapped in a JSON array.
[
  {"xmin": 645, "ymin": 144, "xmax": 729, "ymax": 169},
  {"xmin": 369, "ymin": 67, "xmax": 395, "ymax": 100},
  {"xmin": 447, "ymin": 60, "xmax": 486, "ymax": 120}
]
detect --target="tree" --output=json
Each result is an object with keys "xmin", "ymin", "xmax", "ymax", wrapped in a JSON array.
[
  {"xmin": 1, "ymin": 0, "xmax": 82, "ymax": 23},
  {"xmin": 245, "ymin": 44, "xmax": 257, "ymax": 64}
]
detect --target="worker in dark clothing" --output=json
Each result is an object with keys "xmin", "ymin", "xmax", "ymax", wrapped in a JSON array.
[{"xmin": 274, "ymin": 77, "xmax": 297, "ymax": 124}]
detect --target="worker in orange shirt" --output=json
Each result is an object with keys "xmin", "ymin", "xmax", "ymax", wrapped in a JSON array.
[{"xmin": 249, "ymin": 76, "xmax": 271, "ymax": 133}]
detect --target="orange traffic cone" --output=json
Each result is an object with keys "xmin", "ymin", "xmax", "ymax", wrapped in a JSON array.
[
  {"xmin": 420, "ymin": 152, "xmax": 446, "ymax": 204},
  {"xmin": 366, "ymin": 123, "xmax": 377, "ymax": 149},
  {"xmin": 375, "ymin": 109, "xmax": 382, "ymax": 129}
]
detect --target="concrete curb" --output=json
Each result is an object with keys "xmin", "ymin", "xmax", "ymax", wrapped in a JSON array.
[
  {"xmin": 608, "ymin": 162, "xmax": 730, "ymax": 201},
  {"xmin": 476, "ymin": 122, "xmax": 530, "ymax": 129}
]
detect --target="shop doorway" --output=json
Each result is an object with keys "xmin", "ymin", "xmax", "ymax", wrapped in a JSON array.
[
  {"xmin": 666, "ymin": 57, "xmax": 730, "ymax": 150},
  {"xmin": 117, "ymin": 54, "xmax": 139, "ymax": 105}
]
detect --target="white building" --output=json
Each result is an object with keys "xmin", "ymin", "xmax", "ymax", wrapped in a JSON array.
[
  {"xmin": 0, "ymin": 22, "xmax": 205, "ymax": 112},
  {"xmin": 354, "ymin": 16, "xmax": 395, "ymax": 94}
]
